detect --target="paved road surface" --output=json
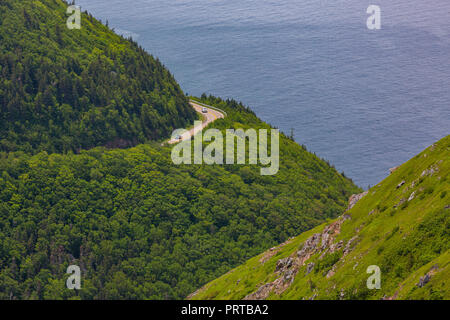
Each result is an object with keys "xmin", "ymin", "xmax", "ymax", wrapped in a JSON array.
[{"xmin": 168, "ymin": 101, "xmax": 225, "ymax": 144}]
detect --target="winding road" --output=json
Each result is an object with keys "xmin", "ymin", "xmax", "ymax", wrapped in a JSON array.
[{"xmin": 168, "ymin": 101, "xmax": 225, "ymax": 144}]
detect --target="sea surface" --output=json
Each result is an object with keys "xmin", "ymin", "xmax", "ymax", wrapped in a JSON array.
[{"xmin": 76, "ymin": 0, "xmax": 450, "ymax": 188}]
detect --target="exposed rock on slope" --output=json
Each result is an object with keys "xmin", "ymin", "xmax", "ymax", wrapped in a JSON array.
[{"xmin": 244, "ymin": 195, "xmax": 362, "ymax": 300}]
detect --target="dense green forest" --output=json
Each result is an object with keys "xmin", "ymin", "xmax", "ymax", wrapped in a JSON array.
[
  {"xmin": 0, "ymin": 0, "xmax": 196, "ymax": 153},
  {"xmin": 0, "ymin": 96, "xmax": 360, "ymax": 299}
]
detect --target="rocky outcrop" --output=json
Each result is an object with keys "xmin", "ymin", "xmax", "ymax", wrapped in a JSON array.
[
  {"xmin": 306, "ymin": 263, "xmax": 315, "ymax": 275},
  {"xmin": 417, "ymin": 274, "xmax": 431, "ymax": 288},
  {"xmin": 343, "ymin": 236, "xmax": 358, "ymax": 256},
  {"xmin": 421, "ymin": 165, "xmax": 439, "ymax": 177},
  {"xmin": 394, "ymin": 198, "xmax": 406, "ymax": 208},
  {"xmin": 244, "ymin": 283, "xmax": 273, "ymax": 300},
  {"xmin": 276, "ymin": 257, "xmax": 293, "ymax": 272},
  {"xmin": 389, "ymin": 166, "xmax": 400, "ymax": 174},
  {"xmin": 396, "ymin": 180, "xmax": 406, "ymax": 189},
  {"xmin": 347, "ymin": 192, "xmax": 368, "ymax": 211},
  {"xmin": 244, "ymin": 213, "xmax": 356, "ymax": 300},
  {"xmin": 416, "ymin": 264, "xmax": 439, "ymax": 288},
  {"xmin": 244, "ymin": 192, "xmax": 368, "ymax": 300}
]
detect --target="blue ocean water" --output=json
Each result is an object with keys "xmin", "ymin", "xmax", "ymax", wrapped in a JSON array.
[{"xmin": 76, "ymin": 0, "xmax": 450, "ymax": 188}]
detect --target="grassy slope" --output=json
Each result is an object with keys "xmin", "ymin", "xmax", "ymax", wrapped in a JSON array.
[{"xmin": 191, "ymin": 135, "xmax": 450, "ymax": 300}]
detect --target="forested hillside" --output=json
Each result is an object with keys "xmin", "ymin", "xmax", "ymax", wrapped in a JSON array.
[
  {"xmin": 0, "ymin": 96, "xmax": 360, "ymax": 299},
  {"xmin": 191, "ymin": 135, "xmax": 450, "ymax": 300},
  {"xmin": 0, "ymin": 0, "xmax": 196, "ymax": 153}
]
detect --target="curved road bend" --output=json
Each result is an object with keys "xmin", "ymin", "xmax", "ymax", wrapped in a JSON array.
[{"xmin": 168, "ymin": 101, "xmax": 225, "ymax": 144}]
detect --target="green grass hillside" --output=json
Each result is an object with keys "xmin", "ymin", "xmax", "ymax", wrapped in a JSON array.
[
  {"xmin": 0, "ymin": 96, "xmax": 360, "ymax": 299},
  {"xmin": 190, "ymin": 135, "xmax": 450, "ymax": 300},
  {"xmin": 0, "ymin": 0, "xmax": 196, "ymax": 153}
]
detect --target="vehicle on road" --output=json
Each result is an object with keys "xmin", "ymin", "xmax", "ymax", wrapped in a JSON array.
[{"xmin": 202, "ymin": 107, "xmax": 208, "ymax": 113}]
